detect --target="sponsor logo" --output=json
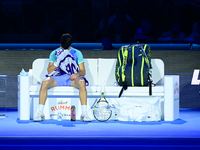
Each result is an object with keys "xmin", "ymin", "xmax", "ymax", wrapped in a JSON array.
[
  {"xmin": 58, "ymin": 100, "xmax": 68, "ymax": 105},
  {"xmin": 123, "ymin": 56, "xmax": 127, "ymax": 66},
  {"xmin": 55, "ymin": 48, "xmax": 64, "ymax": 56},
  {"xmin": 50, "ymin": 114, "xmax": 71, "ymax": 117},
  {"xmin": 135, "ymin": 106, "xmax": 142, "ymax": 107},
  {"xmin": 191, "ymin": 69, "xmax": 200, "ymax": 85},
  {"xmin": 51, "ymin": 105, "xmax": 70, "ymax": 111},
  {"xmin": 174, "ymin": 87, "xmax": 179, "ymax": 95}
]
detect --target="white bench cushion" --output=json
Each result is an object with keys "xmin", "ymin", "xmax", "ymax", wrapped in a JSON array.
[{"xmin": 96, "ymin": 85, "xmax": 164, "ymax": 97}]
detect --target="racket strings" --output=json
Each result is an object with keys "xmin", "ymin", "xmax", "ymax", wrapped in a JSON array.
[{"xmin": 93, "ymin": 101, "xmax": 112, "ymax": 121}]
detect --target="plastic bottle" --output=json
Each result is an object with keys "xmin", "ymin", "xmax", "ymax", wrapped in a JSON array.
[
  {"xmin": 20, "ymin": 68, "xmax": 28, "ymax": 76},
  {"xmin": 71, "ymin": 105, "xmax": 76, "ymax": 121},
  {"xmin": 113, "ymin": 82, "xmax": 118, "ymax": 86},
  {"xmin": 57, "ymin": 106, "xmax": 62, "ymax": 121}
]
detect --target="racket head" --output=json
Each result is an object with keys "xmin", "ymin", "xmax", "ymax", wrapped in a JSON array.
[{"xmin": 93, "ymin": 98, "xmax": 112, "ymax": 122}]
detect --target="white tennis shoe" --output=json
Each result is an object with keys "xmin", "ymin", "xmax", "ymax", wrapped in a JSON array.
[
  {"xmin": 80, "ymin": 112, "xmax": 91, "ymax": 122},
  {"xmin": 34, "ymin": 111, "xmax": 45, "ymax": 122}
]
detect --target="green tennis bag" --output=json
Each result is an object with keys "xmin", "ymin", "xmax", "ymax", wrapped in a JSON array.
[{"xmin": 115, "ymin": 43, "xmax": 151, "ymax": 96}]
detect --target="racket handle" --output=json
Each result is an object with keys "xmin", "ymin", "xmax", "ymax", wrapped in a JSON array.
[{"xmin": 101, "ymin": 80, "xmax": 105, "ymax": 93}]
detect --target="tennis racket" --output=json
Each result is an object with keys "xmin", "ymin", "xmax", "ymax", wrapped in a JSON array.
[{"xmin": 93, "ymin": 80, "xmax": 112, "ymax": 122}]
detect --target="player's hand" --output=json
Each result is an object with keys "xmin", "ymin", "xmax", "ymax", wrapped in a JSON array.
[{"xmin": 69, "ymin": 73, "xmax": 79, "ymax": 80}]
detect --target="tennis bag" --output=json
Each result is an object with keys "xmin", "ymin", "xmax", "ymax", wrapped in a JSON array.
[{"xmin": 115, "ymin": 44, "xmax": 151, "ymax": 97}]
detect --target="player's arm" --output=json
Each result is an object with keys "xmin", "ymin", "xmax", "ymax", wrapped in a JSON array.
[
  {"xmin": 76, "ymin": 50, "xmax": 85, "ymax": 76},
  {"xmin": 77, "ymin": 62, "xmax": 86, "ymax": 76},
  {"xmin": 69, "ymin": 62, "xmax": 86, "ymax": 80},
  {"xmin": 47, "ymin": 62, "xmax": 57, "ymax": 74},
  {"xmin": 47, "ymin": 48, "xmax": 60, "ymax": 74}
]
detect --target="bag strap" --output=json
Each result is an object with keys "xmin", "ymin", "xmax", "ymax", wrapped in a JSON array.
[
  {"xmin": 143, "ymin": 44, "xmax": 153, "ymax": 95},
  {"xmin": 119, "ymin": 46, "xmax": 128, "ymax": 98},
  {"xmin": 139, "ymin": 44, "xmax": 153, "ymax": 95},
  {"xmin": 119, "ymin": 83, "xmax": 127, "ymax": 98}
]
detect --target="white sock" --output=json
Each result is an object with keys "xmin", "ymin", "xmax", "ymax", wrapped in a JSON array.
[
  {"xmin": 39, "ymin": 104, "xmax": 44, "ymax": 113},
  {"xmin": 82, "ymin": 105, "xmax": 87, "ymax": 113}
]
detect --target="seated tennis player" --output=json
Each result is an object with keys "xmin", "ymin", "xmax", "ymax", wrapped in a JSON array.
[{"xmin": 34, "ymin": 33, "xmax": 91, "ymax": 122}]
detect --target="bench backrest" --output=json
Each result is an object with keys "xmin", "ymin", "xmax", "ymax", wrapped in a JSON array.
[
  {"xmin": 98, "ymin": 58, "xmax": 164, "ymax": 85},
  {"xmin": 32, "ymin": 58, "xmax": 164, "ymax": 85}
]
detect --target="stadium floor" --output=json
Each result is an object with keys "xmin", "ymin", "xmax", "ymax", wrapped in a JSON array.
[{"xmin": 0, "ymin": 108, "xmax": 200, "ymax": 150}]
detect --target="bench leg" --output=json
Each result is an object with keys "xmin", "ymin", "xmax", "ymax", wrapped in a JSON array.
[
  {"xmin": 18, "ymin": 75, "xmax": 30, "ymax": 120},
  {"xmin": 164, "ymin": 75, "xmax": 179, "ymax": 121}
]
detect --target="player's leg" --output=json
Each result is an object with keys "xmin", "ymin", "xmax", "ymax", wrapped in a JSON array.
[
  {"xmin": 70, "ymin": 77, "xmax": 87, "ymax": 105},
  {"xmin": 39, "ymin": 77, "xmax": 57, "ymax": 105},
  {"xmin": 34, "ymin": 77, "xmax": 57, "ymax": 122},
  {"xmin": 70, "ymin": 77, "xmax": 91, "ymax": 122}
]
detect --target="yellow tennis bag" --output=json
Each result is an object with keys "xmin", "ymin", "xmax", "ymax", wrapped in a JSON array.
[{"xmin": 115, "ymin": 43, "xmax": 152, "ymax": 97}]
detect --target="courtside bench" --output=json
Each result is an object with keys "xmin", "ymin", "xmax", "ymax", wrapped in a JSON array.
[{"xmin": 18, "ymin": 58, "xmax": 179, "ymax": 121}]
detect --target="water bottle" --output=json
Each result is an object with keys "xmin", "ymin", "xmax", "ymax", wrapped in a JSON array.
[
  {"xmin": 20, "ymin": 68, "xmax": 28, "ymax": 76},
  {"xmin": 71, "ymin": 105, "xmax": 76, "ymax": 121},
  {"xmin": 113, "ymin": 82, "xmax": 118, "ymax": 86},
  {"xmin": 57, "ymin": 106, "xmax": 62, "ymax": 121}
]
